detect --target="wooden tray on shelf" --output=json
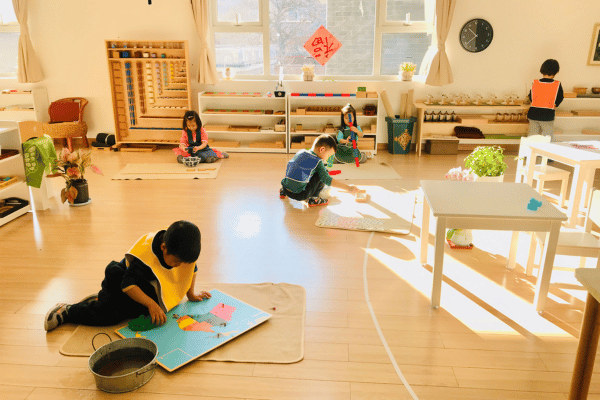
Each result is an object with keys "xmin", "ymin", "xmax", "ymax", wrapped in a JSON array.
[
  {"xmin": 572, "ymin": 110, "xmax": 600, "ymax": 116},
  {"xmin": 0, "ymin": 176, "xmax": 18, "ymax": 190},
  {"xmin": 229, "ymin": 125, "xmax": 261, "ymax": 132}
]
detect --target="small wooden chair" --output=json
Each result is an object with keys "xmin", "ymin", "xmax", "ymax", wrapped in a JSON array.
[
  {"xmin": 515, "ymin": 135, "xmax": 570, "ymax": 208},
  {"xmin": 42, "ymin": 97, "xmax": 89, "ymax": 152},
  {"xmin": 526, "ymin": 188, "xmax": 600, "ymax": 277}
]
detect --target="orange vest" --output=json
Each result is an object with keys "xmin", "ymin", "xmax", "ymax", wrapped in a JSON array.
[{"xmin": 531, "ymin": 79, "xmax": 560, "ymax": 109}]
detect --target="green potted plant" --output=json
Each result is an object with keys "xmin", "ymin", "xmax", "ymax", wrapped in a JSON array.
[{"xmin": 463, "ymin": 145, "xmax": 508, "ymax": 181}]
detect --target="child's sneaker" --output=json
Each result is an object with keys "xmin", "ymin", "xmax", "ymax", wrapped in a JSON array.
[
  {"xmin": 222, "ymin": 152, "xmax": 229, "ymax": 159},
  {"xmin": 44, "ymin": 303, "xmax": 69, "ymax": 331},
  {"xmin": 205, "ymin": 156, "xmax": 218, "ymax": 163},
  {"xmin": 308, "ymin": 197, "xmax": 328, "ymax": 207},
  {"xmin": 177, "ymin": 155, "xmax": 184, "ymax": 164},
  {"xmin": 279, "ymin": 188, "xmax": 287, "ymax": 199}
]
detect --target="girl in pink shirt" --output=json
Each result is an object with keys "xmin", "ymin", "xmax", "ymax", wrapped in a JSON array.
[{"xmin": 173, "ymin": 111, "xmax": 228, "ymax": 163}]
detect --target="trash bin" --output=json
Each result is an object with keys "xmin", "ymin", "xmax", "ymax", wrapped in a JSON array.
[{"xmin": 385, "ymin": 116, "xmax": 416, "ymax": 154}]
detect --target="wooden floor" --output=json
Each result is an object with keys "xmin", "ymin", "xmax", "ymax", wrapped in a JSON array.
[{"xmin": 1, "ymin": 147, "xmax": 600, "ymax": 399}]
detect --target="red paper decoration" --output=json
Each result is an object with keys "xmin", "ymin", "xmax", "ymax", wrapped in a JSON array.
[{"xmin": 303, "ymin": 25, "xmax": 342, "ymax": 66}]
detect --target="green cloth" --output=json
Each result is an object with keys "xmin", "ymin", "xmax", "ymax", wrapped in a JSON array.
[{"xmin": 22, "ymin": 135, "xmax": 57, "ymax": 188}]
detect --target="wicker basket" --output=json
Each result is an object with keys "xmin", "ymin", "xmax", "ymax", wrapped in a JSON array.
[{"xmin": 425, "ymin": 139, "xmax": 459, "ymax": 155}]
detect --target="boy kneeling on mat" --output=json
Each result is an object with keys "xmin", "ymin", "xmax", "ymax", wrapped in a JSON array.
[
  {"xmin": 280, "ymin": 134, "xmax": 359, "ymax": 207},
  {"xmin": 44, "ymin": 221, "xmax": 211, "ymax": 332}
]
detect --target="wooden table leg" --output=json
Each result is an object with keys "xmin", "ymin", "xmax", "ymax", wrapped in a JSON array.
[
  {"xmin": 420, "ymin": 198, "xmax": 430, "ymax": 264},
  {"xmin": 533, "ymin": 220, "xmax": 561, "ymax": 312},
  {"xmin": 568, "ymin": 293, "xmax": 600, "ymax": 400},
  {"xmin": 431, "ymin": 216, "xmax": 446, "ymax": 308},
  {"xmin": 507, "ymin": 231, "xmax": 519, "ymax": 270}
]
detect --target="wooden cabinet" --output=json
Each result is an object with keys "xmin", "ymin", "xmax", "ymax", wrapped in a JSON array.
[
  {"xmin": 0, "ymin": 122, "xmax": 31, "ymax": 226},
  {"xmin": 198, "ymin": 92, "xmax": 287, "ymax": 153},
  {"xmin": 288, "ymin": 94, "xmax": 378, "ymax": 154},
  {"xmin": 414, "ymin": 102, "xmax": 530, "ymax": 155},
  {"xmin": 105, "ymin": 40, "xmax": 191, "ymax": 145}
]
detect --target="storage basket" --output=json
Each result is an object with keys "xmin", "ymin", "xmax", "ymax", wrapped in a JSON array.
[
  {"xmin": 425, "ymin": 139, "xmax": 459, "ymax": 155},
  {"xmin": 385, "ymin": 116, "xmax": 416, "ymax": 154}
]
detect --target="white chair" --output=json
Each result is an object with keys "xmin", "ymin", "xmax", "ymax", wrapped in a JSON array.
[
  {"xmin": 526, "ymin": 188, "xmax": 600, "ymax": 277},
  {"xmin": 515, "ymin": 135, "xmax": 571, "ymax": 208}
]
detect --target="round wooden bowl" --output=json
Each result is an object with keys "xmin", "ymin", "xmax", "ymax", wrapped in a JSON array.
[
  {"xmin": 591, "ymin": 87, "xmax": 600, "ymax": 94},
  {"xmin": 573, "ymin": 87, "xmax": 587, "ymax": 94}
]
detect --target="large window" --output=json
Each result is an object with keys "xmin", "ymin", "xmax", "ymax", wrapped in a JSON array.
[
  {"xmin": 0, "ymin": 1, "xmax": 19, "ymax": 79},
  {"xmin": 211, "ymin": 0, "xmax": 435, "ymax": 80}
]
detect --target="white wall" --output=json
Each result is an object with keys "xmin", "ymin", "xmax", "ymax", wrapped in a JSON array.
[{"xmin": 2, "ymin": 0, "xmax": 599, "ymax": 143}]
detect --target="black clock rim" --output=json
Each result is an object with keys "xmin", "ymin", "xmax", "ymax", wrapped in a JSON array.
[{"xmin": 459, "ymin": 18, "xmax": 493, "ymax": 53}]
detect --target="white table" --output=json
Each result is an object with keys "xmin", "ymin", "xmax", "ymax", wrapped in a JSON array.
[
  {"xmin": 569, "ymin": 268, "xmax": 600, "ymax": 400},
  {"xmin": 527, "ymin": 141, "xmax": 600, "ymax": 228},
  {"xmin": 420, "ymin": 180, "xmax": 567, "ymax": 311}
]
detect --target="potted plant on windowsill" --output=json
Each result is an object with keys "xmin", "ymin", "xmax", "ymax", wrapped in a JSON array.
[
  {"xmin": 47, "ymin": 148, "xmax": 103, "ymax": 205},
  {"xmin": 464, "ymin": 145, "xmax": 508, "ymax": 182},
  {"xmin": 399, "ymin": 62, "xmax": 416, "ymax": 81}
]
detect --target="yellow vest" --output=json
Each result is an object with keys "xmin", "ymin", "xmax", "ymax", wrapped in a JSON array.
[
  {"xmin": 125, "ymin": 230, "xmax": 195, "ymax": 312},
  {"xmin": 531, "ymin": 79, "xmax": 560, "ymax": 109}
]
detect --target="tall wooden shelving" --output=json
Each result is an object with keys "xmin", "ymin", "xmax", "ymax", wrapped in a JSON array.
[{"xmin": 105, "ymin": 40, "xmax": 192, "ymax": 145}]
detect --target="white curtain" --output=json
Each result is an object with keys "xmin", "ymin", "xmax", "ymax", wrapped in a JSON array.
[
  {"xmin": 190, "ymin": 0, "xmax": 218, "ymax": 84},
  {"xmin": 425, "ymin": 0, "xmax": 456, "ymax": 86},
  {"xmin": 12, "ymin": 0, "xmax": 43, "ymax": 83}
]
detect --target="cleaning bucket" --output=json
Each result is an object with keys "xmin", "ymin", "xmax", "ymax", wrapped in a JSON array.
[{"xmin": 88, "ymin": 333, "xmax": 158, "ymax": 393}]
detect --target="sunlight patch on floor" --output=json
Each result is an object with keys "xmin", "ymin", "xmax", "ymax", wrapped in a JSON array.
[{"xmin": 368, "ymin": 248, "xmax": 572, "ymax": 337}]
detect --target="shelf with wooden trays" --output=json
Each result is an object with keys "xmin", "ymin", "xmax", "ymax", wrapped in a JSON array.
[
  {"xmin": 0, "ymin": 176, "xmax": 18, "ymax": 190},
  {"xmin": 414, "ymin": 102, "xmax": 530, "ymax": 155},
  {"xmin": 198, "ymin": 92, "xmax": 288, "ymax": 153}
]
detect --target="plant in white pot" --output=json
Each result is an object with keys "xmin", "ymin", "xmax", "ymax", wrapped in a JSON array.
[
  {"xmin": 399, "ymin": 62, "xmax": 416, "ymax": 81},
  {"xmin": 463, "ymin": 145, "xmax": 508, "ymax": 182}
]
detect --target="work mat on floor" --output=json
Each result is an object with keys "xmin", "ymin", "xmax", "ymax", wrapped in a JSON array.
[
  {"xmin": 329, "ymin": 162, "xmax": 401, "ymax": 180},
  {"xmin": 59, "ymin": 282, "xmax": 305, "ymax": 364},
  {"xmin": 112, "ymin": 162, "xmax": 221, "ymax": 180},
  {"xmin": 316, "ymin": 180, "xmax": 416, "ymax": 234}
]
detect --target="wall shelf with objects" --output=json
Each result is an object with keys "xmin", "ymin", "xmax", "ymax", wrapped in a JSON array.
[
  {"xmin": 288, "ymin": 93, "xmax": 379, "ymax": 154},
  {"xmin": 105, "ymin": 40, "xmax": 191, "ymax": 146},
  {"xmin": 0, "ymin": 122, "xmax": 31, "ymax": 226},
  {"xmin": 553, "ymin": 97, "xmax": 600, "ymax": 142},
  {"xmin": 413, "ymin": 102, "xmax": 530, "ymax": 155},
  {"xmin": 0, "ymin": 88, "xmax": 49, "ymax": 126},
  {"xmin": 198, "ymin": 92, "xmax": 287, "ymax": 153}
]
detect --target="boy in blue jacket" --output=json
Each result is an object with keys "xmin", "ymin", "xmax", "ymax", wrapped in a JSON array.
[{"xmin": 280, "ymin": 134, "xmax": 359, "ymax": 206}]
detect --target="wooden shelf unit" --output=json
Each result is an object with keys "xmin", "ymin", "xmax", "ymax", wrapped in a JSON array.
[
  {"xmin": 414, "ymin": 102, "xmax": 530, "ymax": 155},
  {"xmin": 105, "ymin": 40, "xmax": 191, "ymax": 145},
  {"xmin": 198, "ymin": 92, "xmax": 287, "ymax": 153},
  {"xmin": 0, "ymin": 88, "xmax": 49, "ymax": 126},
  {"xmin": 288, "ymin": 95, "xmax": 379, "ymax": 154},
  {"xmin": 554, "ymin": 97, "xmax": 600, "ymax": 141},
  {"xmin": 0, "ymin": 122, "xmax": 31, "ymax": 226}
]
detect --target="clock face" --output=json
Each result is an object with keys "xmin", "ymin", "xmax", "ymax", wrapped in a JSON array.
[{"xmin": 460, "ymin": 19, "xmax": 493, "ymax": 53}]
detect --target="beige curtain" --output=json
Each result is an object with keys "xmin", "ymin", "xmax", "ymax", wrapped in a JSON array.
[
  {"xmin": 12, "ymin": 0, "xmax": 43, "ymax": 83},
  {"xmin": 191, "ymin": 0, "xmax": 218, "ymax": 84},
  {"xmin": 425, "ymin": 0, "xmax": 456, "ymax": 86}
]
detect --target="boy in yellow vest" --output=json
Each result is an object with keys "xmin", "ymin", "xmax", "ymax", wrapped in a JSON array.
[
  {"xmin": 527, "ymin": 59, "xmax": 564, "ymax": 140},
  {"xmin": 44, "ymin": 221, "xmax": 210, "ymax": 331}
]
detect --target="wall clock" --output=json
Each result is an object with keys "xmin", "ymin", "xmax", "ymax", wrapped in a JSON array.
[{"xmin": 460, "ymin": 19, "xmax": 493, "ymax": 53}]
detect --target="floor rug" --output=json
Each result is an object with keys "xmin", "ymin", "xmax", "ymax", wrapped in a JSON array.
[
  {"xmin": 112, "ymin": 162, "xmax": 221, "ymax": 180},
  {"xmin": 329, "ymin": 162, "xmax": 401, "ymax": 180},
  {"xmin": 316, "ymin": 180, "xmax": 416, "ymax": 234},
  {"xmin": 59, "ymin": 283, "xmax": 305, "ymax": 364}
]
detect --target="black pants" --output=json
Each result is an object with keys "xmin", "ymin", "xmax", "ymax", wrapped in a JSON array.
[
  {"xmin": 282, "ymin": 172, "xmax": 325, "ymax": 201},
  {"xmin": 67, "ymin": 261, "xmax": 159, "ymax": 326}
]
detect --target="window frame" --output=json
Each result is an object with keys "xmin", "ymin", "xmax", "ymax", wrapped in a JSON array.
[{"xmin": 210, "ymin": 0, "xmax": 435, "ymax": 81}]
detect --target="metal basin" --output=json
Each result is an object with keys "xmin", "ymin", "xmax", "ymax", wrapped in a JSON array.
[{"xmin": 88, "ymin": 334, "xmax": 158, "ymax": 393}]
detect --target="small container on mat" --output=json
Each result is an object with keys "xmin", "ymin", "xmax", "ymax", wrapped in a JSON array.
[
  {"xmin": 385, "ymin": 116, "xmax": 416, "ymax": 154},
  {"xmin": 425, "ymin": 138, "xmax": 459, "ymax": 155}
]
